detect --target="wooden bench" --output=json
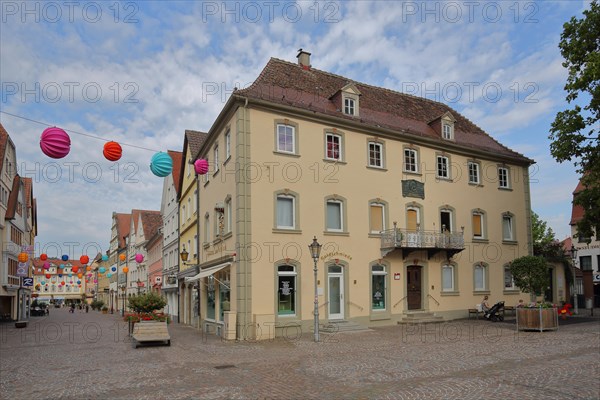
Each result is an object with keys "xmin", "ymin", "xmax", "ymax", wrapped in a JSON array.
[
  {"xmin": 131, "ymin": 321, "xmax": 171, "ymax": 348},
  {"xmin": 468, "ymin": 304, "xmax": 483, "ymax": 319},
  {"xmin": 503, "ymin": 306, "xmax": 516, "ymax": 317}
]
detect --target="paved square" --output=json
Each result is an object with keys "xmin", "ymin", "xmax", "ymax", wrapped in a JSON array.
[{"xmin": 1, "ymin": 308, "xmax": 599, "ymax": 399}]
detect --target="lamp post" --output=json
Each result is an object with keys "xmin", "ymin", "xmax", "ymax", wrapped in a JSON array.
[
  {"xmin": 570, "ymin": 244, "xmax": 578, "ymax": 315},
  {"xmin": 308, "ymin": 236, "xmax": 322, "ymax": 342}
]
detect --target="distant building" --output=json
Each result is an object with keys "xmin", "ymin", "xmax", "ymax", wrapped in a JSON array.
[{"xmin": 32, "ymin": 259, "xmax": 85, "ymax": 303}]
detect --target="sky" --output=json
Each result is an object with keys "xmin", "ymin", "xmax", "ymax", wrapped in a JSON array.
[{"xmin": 0, "ymin": 0, "xmax": 590, "ymax": 258}]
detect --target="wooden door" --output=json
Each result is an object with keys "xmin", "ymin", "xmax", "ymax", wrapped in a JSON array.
[{"xmin": 407, "ymin": 266, "xmax": 422, "ymax": 310}]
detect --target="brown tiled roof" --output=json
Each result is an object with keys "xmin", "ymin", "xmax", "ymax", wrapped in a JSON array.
[
  {"xmin": 115, "ymin": 213, "xmax": 131, "ymax": 248},
  {"xmin": 570, "ymin": 179, "xmax": 586, "ymax": 225},
  {"xmin": 140, "ymin": 211, "xmax": 162, "ymax": 240},
  {"xmin": 0, "ymin": 123, "xmax": 8, "ymax": 172},
  {"xmin": 5, "ymin": 174, "xmax": 20, "ymax": 220},
  {"xmin": 22, "ymin": 177, "xmax": 33, "ymax": 208},
  {"xmin": 167, "ymin": 150, "xmax": 183, "ymax": 193},
  {"xmin": 236, "ymin": 58, "xmax": 532, "ymax": 164}
]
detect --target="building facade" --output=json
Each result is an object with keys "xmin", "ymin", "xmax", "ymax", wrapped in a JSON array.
[
  {"xmin": 108, "ymin": 212, "xmax": 130, "ymax": 313},
  {"xmin": 125, "ymin": 210, "xmax": 161, "ymax": 297},
  {"xmin": 160, "ymin": 150, "xmax": 182, "ymax": 321},
  {"xmin": 146, "ymin": 229, "xmax": 163, "ymax": 294},
  {"xmin": 177, "ymin": 131, "xmax": 208, "ymax": 326},
  {"xmin": 189, "ymin": 52, "xmax": 534, "ymax": 340},
  {"xmin": 32, "ymin": 259, "xmax": 85, "ymax": 303},
  {"xmin": 570, "ymin": 179, "xmax": 600, "ymax": 308}
]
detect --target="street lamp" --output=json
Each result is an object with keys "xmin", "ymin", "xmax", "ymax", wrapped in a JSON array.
[
  {"xmin": 570, "ymin": 244, "xmax": 578, "ymax": 315},
  {"xmin": 180, "ymin": 246, "xmax": 189, "ymax": 263},
  {"xmin": 308, "ymin": 236, "xmax": 322, "ymax": 342}
]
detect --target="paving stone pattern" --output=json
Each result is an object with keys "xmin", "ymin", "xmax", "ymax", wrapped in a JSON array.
[{"xmin": 1, "ymin": 308, "xmax": 599, "ymax": 399}]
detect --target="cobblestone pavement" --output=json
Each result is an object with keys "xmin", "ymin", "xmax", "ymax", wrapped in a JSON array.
[{"xmin": 1, "ymin": 308, "xmax": 599, "ymax": 400}]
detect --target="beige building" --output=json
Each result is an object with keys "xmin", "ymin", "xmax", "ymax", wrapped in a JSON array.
[{"xmin": 188, "ymin": 52, "xmax": 534, "ymax": 340}]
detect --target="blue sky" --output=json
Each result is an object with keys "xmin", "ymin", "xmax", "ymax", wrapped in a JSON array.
[{"xmin": 0, "ymin": 0, "xmax": 590, "ymax": 257}]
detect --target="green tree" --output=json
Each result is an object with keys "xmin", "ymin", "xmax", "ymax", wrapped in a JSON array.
[
  {"xmin": 549, "ymin": 0, "xmax": 600, "ymax": 240},
  {"xmin": 509, "ymin": 256, "xmax": 549, "ymax": 298},
  {"xmin": 532, "ymin": 211, "xmax": 556, "ymax": 256}
]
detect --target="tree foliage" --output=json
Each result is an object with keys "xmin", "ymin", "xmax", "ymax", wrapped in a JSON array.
[
  {"xmin": 549, "ymin": 0, "xmax": 600, "ymax": 239},
  {"xmin": 128, "ymin": 291, "xmax": 167, "ymax": 313},
  {"xmin": 509, "ymin": 256, "xmax": 550, "ymax": 297}
]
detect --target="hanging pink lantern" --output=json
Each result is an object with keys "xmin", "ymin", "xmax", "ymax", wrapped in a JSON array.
[
  {"xmin": 43, "ymin": 262, "xmax": 50, "ymax": 270},
  {"xmin": 135, "ymin": 254, "xmax": 144, "ymax": 263},
  {"xmin": 194, "ymin": 159, "xmax": 209, "ymax": 175},
  {"xmin": 103, "ymin": 141, "xmax": 122, "ymax": 161},
  {"xmin": 40, "ymin": 127, "xmax": 71, "ymax": 159}
]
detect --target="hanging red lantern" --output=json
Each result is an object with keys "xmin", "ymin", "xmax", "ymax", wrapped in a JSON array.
[
  {"xmin": 40, "ymin": 253, "xmax": 48, "ymax": 261},
  {"xmin": 40, "ymin": 127, "xmax": 71, "ymax": 159},
  {"xmin": 194, "ymin": 159, "xmax": 209, "ymax": 175},
  {"xmin": 103, "ymin": 141, "xmax": 122, "ymax": 161},
  {"xmin": 45, "ymin": 274, "xmax": 51, "ymax": 279},
  {"xmin": 72, "ymin": 265, "xmax": 79, "ymax": 273},
  {"xmin": 80, "ymin": 255, "xmax": 89, "ymax": 265},
  {"xmin": 18, "ymin": 252, "xmax": 28, "ymax": 263}
]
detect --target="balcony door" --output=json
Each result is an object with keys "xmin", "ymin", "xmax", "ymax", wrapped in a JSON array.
[
  {"xmin": 407, "ymin": 265, "xmax": 422, "ymax": 310},
  {"xmin": 440, "ymin": 210, "xmax": 452, "ymax": 232},
  {"xmin": 406, "ymin": 208, "xmax": 420, "ymax": 247}
]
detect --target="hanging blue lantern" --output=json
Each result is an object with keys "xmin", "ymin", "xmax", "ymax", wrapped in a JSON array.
[
  {"xmin": 61, "ymin": 254, "xmax": 68, "ymax": 261},
  {"xmin": 111, "ymin": 266, "xmax": 117, "ymax": 272},
  {"xmin": 107, "ymin": 273, "xmax": 112, "ymax": 278},
  {"xmin": 101, "ymin": 254, "xmax": 109, "ymax": 261},
  {"xmin": 98, "ymin": 267, "xmax": 106, "ymax": 274},
  {"xmin": 150, "ymin": 152, "xmax": 173, "ymax": 177}
]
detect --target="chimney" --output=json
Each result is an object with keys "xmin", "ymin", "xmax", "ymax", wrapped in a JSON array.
[{"xmin": 296, "ymin": 48, "xmax": 311, "ymax": 69}]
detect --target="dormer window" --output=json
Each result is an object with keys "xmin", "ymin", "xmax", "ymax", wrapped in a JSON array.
[
  {"xmin": 344, "ymin": 98, "xmax": 355, "ymax": 116},
  {"xmin": 442, "ymin": 123, "xmax": 453, "ymax": 140}
]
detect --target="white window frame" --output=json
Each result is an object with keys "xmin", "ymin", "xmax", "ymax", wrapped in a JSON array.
[
  {"xmin": 404, "ymin": 148, "xmax": 418, "ymax": 173},
  {"xmin": 504, "ymin": 265, "xmax": 516, "ymax": 290},
  {"xmin": 442, "ymin": 264, "xmax": 455, "ymax": 292},
  {"xmin": 368, "ymin": 142, "xmax": 383, "ymax": 168},
  {"xmin": 502, "ymin": 214, "xmax": 514, "ymax": 241},
  {"xmin": 225, "ymin": 196, "xmax": 232, "ymax": 234},
  {"xmin": 325, "ymin": 133, "xmax": 342, "ymax": 161},
  {"xmin": 225, "ymin": 129, "xmax": 231, "ymax": 160},
  {"xmin": 436, "ymin": 155, "xmax": 449, "ymax": 179},
  {"xmin": 276, "ymin": 195, "xmax": 296, "ymax": 230},
  {"xmin": 474, "ymin": 263, "xmax": 487, "ymax": 291},
  {"xmin": 326, "ymin": 199, "xmax": 343, "ymax": 232},
  {"xmin": 344, "ymin": 97, "xmax": 355, "ymax": 115},
  {"xmin": 277, "ymin": 265, "xmax": 297, "ymax": 316},
  {"xmin": 371, "ymin": 264, "xmax": 387, "ymax": 311},
  {"xmin": 213, "ymin": 145, "xmax": 219, "ymax": 173},
  {"xmin": 468, "ymin": 161, "xmax": 480, "ymax": 184},
  {"xmin": 276, "ymin": 124, "xmax": 296, "ymax": 154},
  {"xmin": 369, "ymin": 202, "xmax": 386, "ymax": 234},
  {"xmin": 498, "ymin": 167, "xmax": 510, "ymax": 189},
  {"xmin": 442, "ymin": 123, "xmax": 453, "ymax": 140}
]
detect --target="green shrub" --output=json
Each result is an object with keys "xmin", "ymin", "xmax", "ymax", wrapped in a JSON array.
[{"xmin": 127, "ymin": 291, "xmax": 167, "ymax": 313}]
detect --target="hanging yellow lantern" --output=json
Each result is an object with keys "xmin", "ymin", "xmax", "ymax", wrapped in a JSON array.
[{"xmin": 18, "ymin": 252, "xmax": 28, "ymax": 263}]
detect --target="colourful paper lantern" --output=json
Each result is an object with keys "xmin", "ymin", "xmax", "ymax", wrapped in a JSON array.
[
  {"xmin": 103, "ymin": 141, "xmax": 122, "ymax": 161},
  {"xmin": 107, "ymin": 273, "xmax": 112, "ymax": 278},
  {"xmin": 111, "ymin": 266, "xmax": 116, "ymax": 272},
  {"xmin": 80, "ymin": 255, "xmax": 89, "ymax": 264},
  {"xmin": 58, "ymin": 274, "xmax": 63, "ymax": 278},
  {"xmin": 41, "ymin": 281, "xmax": 45, "ymax": 285},
  {"xmin": 119, "ymin": 254, "xmax": 126, "ymax": 262},
  {"xmin": 102, "ymin": 254, "xmax": 109, "ymax": 261},
  {"xmin": 61, "ymin": 254, "xmax": 68, "ymax": 261},
  {"xmin": 18, "ymin": 252, "xmax": 28, "ymax": 263},
  {"xmin": 45, "ymin": 273, "xmax": 50, "ymax": 279},
  {"xmin": 86, "ymin": 266, "xmax": 91, "ymax": 271},
  {"xmin": 122, "ymin": 266, "xmax": 129, "ymax": 273},
  {"xmin": 72, "ymin": 266, "xmax": 79, "ymax": 273},
  {"xmin": 40, "ymin": 127, "xmax": 71, "ymax": 159},
  {"xmin": 98, "ymin": 267, "xmax": 106, "ymax": 274},
  {"xmin": 77, "ymin": 273, "xmax": 83, "ymax": 279},
  {"xmin": 43, "ymin": 262, "xmax": 50, "ymax": 270},
  {"xmin": 194, "ymin": 159, "xmax": 209, "ymax": 175},
  {"xmin": 150, "ymin": 152, "xmax": 173, "ymax": 177},
  {"xmin": 77, "ymin": 280, "xmax": 81, "ymax": 284},
  {"xmin": 40, "ymin": 253, "xmax": 48, "ymax": 261},
  {"xmin": 135, "ymin": 254, "xmax": 144, "ymax": 263}
]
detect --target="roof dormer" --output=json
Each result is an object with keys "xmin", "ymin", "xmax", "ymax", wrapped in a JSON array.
[
  {"xmin": 330, "ymin": 83, "xmax": 361, "ymax": 117},
  {"xmin": 429, "ymin": 111, "xmax": 456, "ymax": 141}
]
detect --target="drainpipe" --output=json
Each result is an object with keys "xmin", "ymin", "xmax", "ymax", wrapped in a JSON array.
[{"xmin": 242, "ymin": 96, "xmax": 249, "ymax": 339}]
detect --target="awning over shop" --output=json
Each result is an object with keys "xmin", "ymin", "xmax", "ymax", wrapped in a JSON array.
[{"xmin": 185, "ymin": 262, "xmax": 231, "ymax": 283}]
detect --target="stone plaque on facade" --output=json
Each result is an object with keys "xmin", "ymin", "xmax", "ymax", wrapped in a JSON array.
[{"xmin": 402, "ymin": 179, "xmax": 425, "ymax": 199}]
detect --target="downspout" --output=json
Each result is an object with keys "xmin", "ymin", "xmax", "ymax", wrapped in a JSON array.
[
  {"xmin": 196, "ymin": 167, "xmax": 201, "ymax": 330},
  {"xmin": 242, "ymin": 96, "xmax": 249, "ymax": 339},
  {"xmin": 177, "ymin": 185, "xmax": 181, "ymax": 324}
]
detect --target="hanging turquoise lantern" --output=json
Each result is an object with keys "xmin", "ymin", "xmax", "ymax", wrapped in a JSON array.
[{"xmin": 150, "ymin": 152, "xmax": 173, "ymax": 177}]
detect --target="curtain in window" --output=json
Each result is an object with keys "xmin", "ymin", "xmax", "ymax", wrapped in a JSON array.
[
  {"xmin": 442, "ymin": 265, "xmax": 453, "ymax": 291},
  {"xmin": 370, "ymin": 205, "xmax": 383, "ymax": 232},
  {"xmin": 472, "ymin": 214, "xmax": 482, "ymax": 237},
  {"xmin": 503, "ymin": 216, "xmax": 512, "ymax": 239},
  {"xmin": 277, "ymin": 197, "xmax": 294, "ymax": 228},
  {"xmin": 475, "ymin": 265, "xmax": 485, "ymax": 290},
  {"xmin": 327, "ymin": 201, "xmax": 342, "ymax": 230},
  {"xmin": 407, "ymin": 209, "xmax": 418, "ymax": 231}
]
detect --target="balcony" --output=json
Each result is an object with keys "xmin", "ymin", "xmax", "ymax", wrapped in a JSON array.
[{"xmin": 380, "ymin": 226, "xmax": 465, "ymax": 259}]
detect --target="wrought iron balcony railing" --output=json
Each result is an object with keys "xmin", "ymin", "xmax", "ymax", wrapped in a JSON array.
[{"xmin": 380, "ymin": 226, "xmax": 465, "ymax": 259}]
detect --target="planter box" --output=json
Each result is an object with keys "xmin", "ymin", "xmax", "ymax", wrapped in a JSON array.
[{"xmin": 516, "ymin": 307, "xmax": 558, "ymax": 331}]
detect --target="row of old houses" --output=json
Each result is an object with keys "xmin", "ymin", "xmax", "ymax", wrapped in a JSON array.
[
  {"xmin": 0, "ymin": 123, "xmax": 38, "ymax": 321},
  {"xmin": 95, "ymin": 51, "xmax": 596, "ymax": 340}
]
